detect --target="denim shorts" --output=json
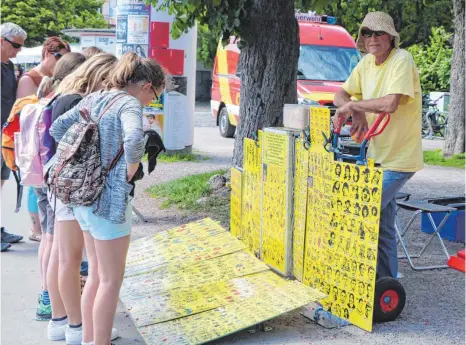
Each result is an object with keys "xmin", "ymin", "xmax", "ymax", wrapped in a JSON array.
[
  {"xmin": 47, "ymin": 191, "xmax": 75, "ymax": 222},
  {"xmin": 73, "ymin": 203, "xmax": 132, "ymax": 241}
]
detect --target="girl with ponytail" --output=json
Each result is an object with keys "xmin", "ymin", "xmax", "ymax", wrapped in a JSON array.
[
  {"xmin": 50, "ymin": 53, "xmax": 166, "ymax": 345},
  {"xmin": 33, "ymin": 52, "xmax": 86, "ymax": 324}
]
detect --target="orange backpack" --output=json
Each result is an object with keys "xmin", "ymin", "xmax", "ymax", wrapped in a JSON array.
[{"xmin": 2, "ymin": 94, "xmax": 40, "ymax": 171}]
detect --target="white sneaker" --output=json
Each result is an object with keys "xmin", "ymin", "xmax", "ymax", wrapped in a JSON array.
[
  {"xmin": 66, "ymin": 325, "xmax": 83, "ymax": 345},
  {"xmin": 48, "ymin": 320, "xmax": 67, "ymax": 341},
  {"xmin": 111, "ymin": 327, "xmax": 119, "ymax": 341}
]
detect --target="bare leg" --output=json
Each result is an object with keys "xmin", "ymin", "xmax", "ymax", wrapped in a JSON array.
[
  {"xmin": 81, "ymin": 232, "xmax": 99, "ymax": 343},
  {"xmin": 93, "ymin": 235, "xmax": 130, "ymax": 345},
  {"xmin": 58, "ymin": 220, "xmax": 84, "ymax": 325},
  {"xmin": 30, "ymin": 211, "xmax": 42, "ymax": 238},
  {"xmin": 41, "ymin": 233, "xmax": 54, "ymax": 291},
  {"xmin": 47, "ymin": 223, "xmax": 66, "ymax": 318}
]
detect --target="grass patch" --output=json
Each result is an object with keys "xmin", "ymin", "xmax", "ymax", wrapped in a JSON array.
[
  {"xmin": 146, "ymin": 169, "xmax": 228, "ymax": 210},
  {"xmin": 424, "ymin": 149, "xmax": 465, "ymax": 168},
  {"xmin": 142, "ymin": 152, "xmax": 207, "ymax": 163}
]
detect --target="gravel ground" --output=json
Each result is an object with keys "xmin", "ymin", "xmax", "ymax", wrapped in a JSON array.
[{"xmin": 127, "ymin": 107, "xmax": 465, "ymax": 345}]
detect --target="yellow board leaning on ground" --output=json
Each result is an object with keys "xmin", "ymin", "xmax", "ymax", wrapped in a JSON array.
[
  {"xmin": 261, "ymin": 130, "xmax": 289, "ymax": 274},
  {"xmin": 302, "ymin": 106, "xmax": 383, "ymax": 332},
  {"xmin": 120, "ymin": 218, "xmax": 326, "ymax": 345},
  {"xmin": 241, "ymin": 132, "xmax": 262, "ymax": 255}
]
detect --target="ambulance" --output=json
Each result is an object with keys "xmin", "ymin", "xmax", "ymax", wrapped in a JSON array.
[{"xmin": 211, "ymin": 13, "xmax": 361, "ymax": 138}]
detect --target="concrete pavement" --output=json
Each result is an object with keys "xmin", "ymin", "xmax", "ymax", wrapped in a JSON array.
[{"xmin": 1, "ymin": 111, "xmax": 464, "ymax": 345}]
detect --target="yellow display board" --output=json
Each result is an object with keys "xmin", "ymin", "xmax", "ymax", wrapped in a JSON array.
[
  {"xmin": 120, "ymin": 218, "xmax": 325, "ymax": 345},
  {"xmin": 121, "ymin": 251, "xmax": 269, "ymax": 307},
  {"xmin": 136, "ymin": 271, "xmax": 325, "ymax": 345},
  {"xmin": 124, "ymin": 219, "xmax": 244, "ymax": 278},
  {"xmin": 261, "ymin": 129, "xmax": 292, "ymax": 275},
  {"xmin": 292, "ymin": 137, "xmax": 309, "ymax": 281},
  {"xmin": 302, "ymin": 107, "xmax": 383, "ymax": 332},
  {"xmin": 230, "ymin": 167, "xmax": 242, "ymax": 238},
  {"xmin": 241, "ymin": 133, "xmax": 262, "ymax": 254}
]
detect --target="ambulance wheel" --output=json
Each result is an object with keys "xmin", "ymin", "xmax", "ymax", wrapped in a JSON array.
[
  {"xmin": 219, "ymin": 107, "xmax": 236, "ymax": 138},
  {"xmin": 373, "ymin": 277, "xmax": 406, "ymax": 323}
]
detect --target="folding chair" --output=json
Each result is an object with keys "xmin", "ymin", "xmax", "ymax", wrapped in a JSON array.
[{"xmin": 395, "ymin": 199, "xmax": 456, "ymax": 270}]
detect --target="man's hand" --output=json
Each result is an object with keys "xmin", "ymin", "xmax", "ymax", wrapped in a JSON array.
[
  {"xmin": 333, "ymin": 101, "xmax": 353, "ymax": 130},
  {"xmin": 350, "ymin": 111, "xmax": 368, "ymax": 136}
]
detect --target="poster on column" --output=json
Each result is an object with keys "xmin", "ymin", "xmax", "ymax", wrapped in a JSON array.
[
  {"xmin": 163, "ymin": 77, "xmax": 188, "ymax": 150},
  {"xmin": 116, "ymin": 0, "xmax": 150, "ymax": 58}
]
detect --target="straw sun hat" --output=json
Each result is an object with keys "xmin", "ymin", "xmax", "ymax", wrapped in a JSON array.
[{"xmin": 356, "ymin": 11, "xmax": 400, "ymax": 53}]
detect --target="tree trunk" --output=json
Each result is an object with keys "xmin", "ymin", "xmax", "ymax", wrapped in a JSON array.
[
  {"xmin": 232, "ymin": 0, "xmax": 299, "ymax": 167},
  {"xmin": 444, "ymin": 0, "xmax": 465, "ymax": 155}
]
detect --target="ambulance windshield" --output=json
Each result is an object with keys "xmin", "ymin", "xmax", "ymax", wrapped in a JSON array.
[{"xmin": 297, "ymin": 45, "xmax": 361, "ymax": 82}]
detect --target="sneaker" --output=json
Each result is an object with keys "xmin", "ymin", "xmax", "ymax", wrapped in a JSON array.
[
  {"xmin": 48, "ymin": 320, "xmax": 67, "ymax": 341},
  {"xmin": 80, "ymin": 261, "xmax": 89, "ymax": 276},
  {"xmin": 36, "ymin": 294, "xmax": 52, "ymax": 321},
  {"xmin": 1, "ymin": 227, "xmax": 23, "ymax": 243},
  {"xmin": 1, "ymin": 242, "xmax": 11, "ymax": 252},
  {"xmin": 65, "ymin": 325, "xmax": 82, "ymax": 345}
]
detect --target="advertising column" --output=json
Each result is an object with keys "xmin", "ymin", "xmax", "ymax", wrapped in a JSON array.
[
  {"xmin": 116, "ymin": 2, "xmax": 196, "ymax": 152},
  {"xmin": 149, "ymin": 10, "xmax": 196, "ymax": 152}
]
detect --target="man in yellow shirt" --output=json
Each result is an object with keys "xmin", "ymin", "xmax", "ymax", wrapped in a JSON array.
[{"xmin": 333, "ymin": 12, "xmax": 423, "ymax": 278}]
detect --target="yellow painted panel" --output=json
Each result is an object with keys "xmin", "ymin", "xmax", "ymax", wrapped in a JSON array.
[
  {"xmin": 241, "ymin": 133, "xmax": 262, "ymax": 254},
  {"xmin": 230, "ymin": 167, "xmax": 242, "ymax": 238},
  {"xmin": 261, "ymin": 131, "xmax": 289, "ymax": 274},
  {"xmin": 292, "ymin": 138, "xmax": 309, "ymax": 281},
  {"xmin": 137, "ymin": 271, "xmax": 326, "ymax": 345},
  {"xmin": 302, "ymin": 106, "xmax": 384, "ymax": 332}
]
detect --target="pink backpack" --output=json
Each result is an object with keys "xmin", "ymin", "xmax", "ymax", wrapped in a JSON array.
[{"xmin": 15, "ymin": 94, "xmax": 57, "ymax": 187}]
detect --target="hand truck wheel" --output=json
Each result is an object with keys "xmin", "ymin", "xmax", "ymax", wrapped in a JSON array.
[{"xmin": 373, "ymin": 277, "xmax": 406, "ymax": 323}]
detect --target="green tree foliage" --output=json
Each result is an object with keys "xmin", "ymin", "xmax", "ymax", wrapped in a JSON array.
[
  {"xmin": 197, "ymin": 24, "xmax": 218, "ymax": 68},
  {"xmin": 297, "ymin": 0, "xmax": 453, "ymax": 47},
  {"xmin": 1, "ymin": 0, "xmax": 108, "ymax": 47},
  {"xmin": 408, "ymin": 27, "xmax": 452, "ymax": 92}
]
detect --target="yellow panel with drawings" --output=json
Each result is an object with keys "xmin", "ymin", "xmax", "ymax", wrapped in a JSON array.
[
  {"xmin": 261, "ymin": 130, "xmax": 290, "ymax": 275},
  {"xmin": 292, "ymin": 137, "xmax": 309, "ymax": 281},
  {"xmin": 230, "ymin": 167, "xmax": 242, "ymax": 238},
  {"xmin": 120, "ymin": 218, "xmax": 326, "ymax": 345},
  {"xmin": 302, "ymin": 106, "xmax": 384, "ymax": 332},
  {"xmin": 241, "ymin": 133, "xmax": 262, "ymax": 255}
]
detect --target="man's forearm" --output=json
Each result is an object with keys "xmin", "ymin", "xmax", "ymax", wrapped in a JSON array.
[
  {"xmin": 334, "ymin": 89, "xmax": 352, "ymax": 107},
  {"xmin": 349, "ymin": 94, "xmax": 400, "ymax": 114}
]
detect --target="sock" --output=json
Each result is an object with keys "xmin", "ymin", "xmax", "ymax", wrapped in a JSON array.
[
  {"xmin": 42, "ymin": 290, "xmax": 50, "ymax": 305},
  {"xmin": 69, "ymin": 323, "xmax": 82, "ymax": 330},
  {"xmin": 81, "ymin": 342, "xmax": 93, "ymax": 345},
  {"xmin": 51, "ymin": 315, "xmax": 68, "ymax": 325}
]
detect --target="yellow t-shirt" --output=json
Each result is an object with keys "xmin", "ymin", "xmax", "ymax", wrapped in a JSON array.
[{"xmin": 342, "ymin": 49, "xmax": 424, "ymax": 172}]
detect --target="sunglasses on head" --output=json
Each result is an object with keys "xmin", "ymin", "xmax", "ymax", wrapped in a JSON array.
[
  {"xmin": 52, "ymin": 52, "xmax": 63, "ymax": 60},
  {"xmin": 361, "ymin": 29, "xmax": 387, "ymax": 38},
  {"xmin": 3, "ymin": 37, "xmax": 23, "ymax": 49}
]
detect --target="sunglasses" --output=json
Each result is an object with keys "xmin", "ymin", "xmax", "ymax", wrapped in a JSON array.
[
  {"xmin": 52, "ymin": 52, "xmax": 63, "ymax": 60},
  {"xmin": 361, "ymin": 30, "xmax": 387, "ymax": 38},
  {"xmin": 3, "ymin": 37, "xmax": 23, "ymax": 49},
  {"xmin": 151, "ymin": 86, "xmax": 160, "ymax": 101}
]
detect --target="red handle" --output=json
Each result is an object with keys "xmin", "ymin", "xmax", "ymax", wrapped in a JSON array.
[
  {"xmin": 333, "ymin": 116, "xmax": 345, "ymax": 135},
  {"xmin": 364, "ymin": 112, "xmax": 390, "ymax": 141}
]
